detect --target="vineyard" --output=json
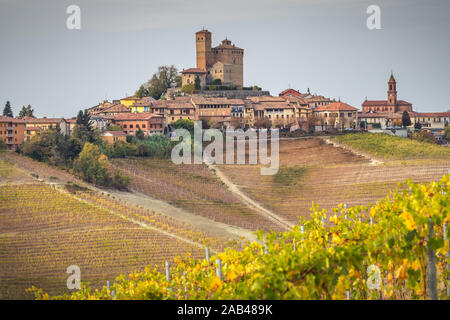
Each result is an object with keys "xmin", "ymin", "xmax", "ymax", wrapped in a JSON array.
[
  {"xmin": 333, "ymin": 132, "xmax": 450, "ymax": 160},
  {"xmin": 0, "ymin": 157, "xmax": 231, "ymax": 299},
  {"xmin": 217, "ymin": 138, "xmax": 450, "ymax": 224},
  {"xmin": 34, "ymin": 175, "xmax": 450, "ymax": 300},
  {"xmin": 111, "ymin": 158, "xmax": 280, "ymax": 232}
]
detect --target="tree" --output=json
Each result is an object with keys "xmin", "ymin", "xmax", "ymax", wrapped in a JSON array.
[
  {"xmin": 72, "ymin": 110, "xmax": 98, "ymax": 144},
  {"xmin": 444, "ymin": 126, "xmax": 450, "ymax": 141},
  {"xmin": 194, "ymin": 76, "xmax": 201, "ymax": 90},
  {"xmin": 135, "ymin": 125, "xmax": 145, "ymax": 140},
  {"xmin": 254, "ymin": 118, "xmax": 272, "ymax": 129},
  {"xmin": 412, "ymin": 130, "xmax": 437, "ymax": 144},
  {"xmin": 135, "ymin": 85, "xmax": 149, "ymax": 98},
  {"xmin": 211, "ymin": 78, "xmax": 221, "ymax": 86},
  {"xmin": 107, "ymin": 124, "xmax": 122, "ymax": 131},
  {"xmin": 137, "ymin": 65, "xmax": 181, "ymax": 100},
  {"xmin": 0, "ymin": 139, "xmax": 6, "ymax": 152},
  {"xmin": 181, "ymin": 84, "xmax": 195, "ymax": 95},
  {"xmin": 170, "ymin": 119, "xmax": 194, "ymax": 134},
  {"xmin": 3, "ymin": 101, "xmax": 13, "ymax": 117},
  {"xmin": 402, "ymin": 111, "xmax": 412, "ymax": 127},
  {"xmin": 18, "ymin": 105, "xmax": 35, "ymax": 118},
  {"xmin": 73, "ymin": 142, "xmax": 130, "ymax": 189}
]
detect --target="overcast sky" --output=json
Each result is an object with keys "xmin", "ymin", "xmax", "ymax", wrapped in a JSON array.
[{"xmin": 1, "ymin": 0, "xmax": 449, "ymax": 117}]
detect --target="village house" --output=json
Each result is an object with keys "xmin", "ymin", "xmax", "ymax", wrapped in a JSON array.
[
  {"xmin": 313, "ymin": 102, "xmax": 358, "ymax": 131},
  {"xmin": 249, "ymin": 96, "xmax": 297, "ymax": 127},
  {"xmin": 409, "ymin": 111, "xmax": 450, "ymax": 129},
  {"xmin": 0, "ymin": 116, "xmax": 25, "ymax": 150},
  {"xmin": 101, "ymin": 131, "xmax": 127, "ymax": 144},
  {"xmin": 112, "ymin": 113, "xmax": 165, "ymax": 136},
  {"xmin": 119, "ymin": 96, "xmax": 141, "ymax": 108},
  {"xmin": 190, "ymin": 96, "xmax": 244, "ymax": 125},
  {"xmin": 129, "ymin": 97, "xmax": 156, "ymax": 113},
  {"xmin": 357, "ymin": 112, "xmax": 404, "ymax": 130},
  {"xmin": 21, "ymin": 117, "xmax": 68, "ymax": 140},
  {"xmin": 180, "ymin": 68, "xmax": 207, "ymax": 88}
]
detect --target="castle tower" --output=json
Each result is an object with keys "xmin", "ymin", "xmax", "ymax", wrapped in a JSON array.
[
  {"xmin": 196, "ymin": 29, "xmax": 212, "ymax": 71},
  {"xmin": 387, "ymin": 73, "xmax": 397, "ymax": 107}
]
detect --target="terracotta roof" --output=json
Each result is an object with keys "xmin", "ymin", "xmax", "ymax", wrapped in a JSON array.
[
  {"xmin": 191, "ymin": 96, "xmax": 244, "ymax": 105},
  {"xmin": 212, "ymin": 39, "xmax": 243, "ymax": 51},
  {"xmin": 0, "ymin": 116, "xmax": 26, "ymax": 123},
  {"xmin": 181, "ymin": 68, "xmax": 207, "ymax": 74},
  {"xmin": 280, "ymin": 95, "xmax": 308, "ymax": 104},
  {"xmin": 389, "ymin": 74, "xmax": 396, "ymax": 82},
  {"xmin": 414, "ymin": 112, "xmax": 450, "ymax": 117},
  {"xmin": 258, "ymin": 102, "xmax": 294, "ymax": 110},
  {"xmin": 362, "ymin": 99, "xmax": 412, "ymax": 106},
  {"xmin": 21, "ymin": 116, "xmax": 62, "ymax": 124},
  {"xmin": 120, "ymin": 96, "xmax": 140, "ymax": 101},
  {"xmin": 113, "ymin": 113, "xmax": 161, "ymax": 121},
  {"xmin": 362, "ymin": 100, "xmax": 388, "ymax": 106},
  {"xmin": 314, "ymin": 102, "xmax": 358, "ymax": 112},
  {"xmin": 279, "ymin": 88, "xmax": 301, "ymax": 96},
  {"xmin": 25, "ymin": 126, "xmax": 43, "ymax": 131},
  {"xmin": 65, "ymin": 118, "xmax": 77, "ymax": 123},
  {"xmin": 247, "ymin": 96, "xmax": 286, "ymax": 103},
  {"xmin": 92, "ymin": 103, "xmax": 129, "ymax": 114}
]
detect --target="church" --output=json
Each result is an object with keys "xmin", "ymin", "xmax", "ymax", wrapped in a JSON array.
[
  {"xmin": 181, "ymin": 29, "xmax": 244, "ymax": 89},
  {"xmin": 361, "ymin": 73, "xmax": 413, "ymax": 113}
]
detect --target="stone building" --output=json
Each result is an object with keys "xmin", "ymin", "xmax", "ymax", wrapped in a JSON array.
[
  {"xmin": 362, "ymin": 73, "xmax": 413, "ymax": 113},
  {"xmin": 181, "ymin": 29, "xmax": 244, "ymax": 89}
]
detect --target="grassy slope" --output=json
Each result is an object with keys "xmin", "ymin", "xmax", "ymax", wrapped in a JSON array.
[{"xmin": 333, "ymin": 133, "xmax": 450, "ymax": 160}]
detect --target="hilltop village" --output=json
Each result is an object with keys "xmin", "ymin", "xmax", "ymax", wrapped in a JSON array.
[{"xmin": 2, "ymin": 29, "xmax": 450, "ymax": 150}]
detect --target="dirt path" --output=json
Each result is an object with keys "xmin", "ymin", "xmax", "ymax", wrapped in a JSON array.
[
  {"xmin": 208, "ymin": 164, "xmax": 293, "ymax": 230},
  {"xmin": 322, "ymin": 137, "xmax": 384, "ymax": 166},
  {"xmin": 90, "ymin": 188, "xmax": 257, "ymax": 242}
]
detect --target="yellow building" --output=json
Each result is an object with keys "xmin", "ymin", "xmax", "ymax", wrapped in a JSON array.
[{"xmin": 120, "ymin": 96, "xmax": 141, "ymax": 108}]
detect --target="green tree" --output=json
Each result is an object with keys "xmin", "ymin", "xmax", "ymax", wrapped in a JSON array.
[
  {"xmin": 211, "ymin": 78, "xmax": 222, "ymax": 85},
  {"xmin": 135, "ymin": 125, "xmax": 145, "ymax": 140},
  {"xmin": 402, "ymin": 111, "xmax": 412, "ymax": 127},
  {"xmin": 181, "ymin": 84, "xmax": 195, "ymax": 95},
  {"xmin": 107, "ymin": 124, "xmax": 122, "ymax": 131},
  {"xmin": 3, "ymin": 101, "xmax": 13, "ymax": 117},
  {"xmin": 135, "ymin": 85, "xmax": 149, "ymax": 99},
  {"xmin": 0, "ymin": 139, "xmax": 6, "ymax": 152},
  {"xmin": 73, "ymin": 142, "xmax": 130, "ymax": 189},
  {"xmin": 18, "ymin": 105, "xmax": 35, "ymax": 118},
  {"xmin": 137, "ymin": 65, "xmax": 181, "ymax": 100},
  {"xmin": 72, "ymin": 110, "xmax": 98, "ymax": 144},
  {"xmin": 170, "ymin": 118, "xmax": 194, "ymax": 134},
  {"xmin": 194, "ymin": 76, "xmax": 201, "ymax": 90},
  {"xmin": 444, "ymin": 126, "xmax": 450, "ymax": 141}
]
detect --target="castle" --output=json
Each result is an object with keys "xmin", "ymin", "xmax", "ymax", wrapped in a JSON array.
[{"xmin": 181, "ymin": 29, "xmax": 244, "ymax": 89}]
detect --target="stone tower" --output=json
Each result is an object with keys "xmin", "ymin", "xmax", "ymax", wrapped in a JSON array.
[
  {"xmin": 387, "ymin": 73, "xmax": 397, "ymax": 106},
  {"xmin": 196, "ymin": 29, "xmax": 212, "ymax": 71}
]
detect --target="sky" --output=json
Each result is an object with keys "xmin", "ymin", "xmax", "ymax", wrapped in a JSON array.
[{"xmin": 1, "ymin": 0, "xmax": 449, "ymax": 118}]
